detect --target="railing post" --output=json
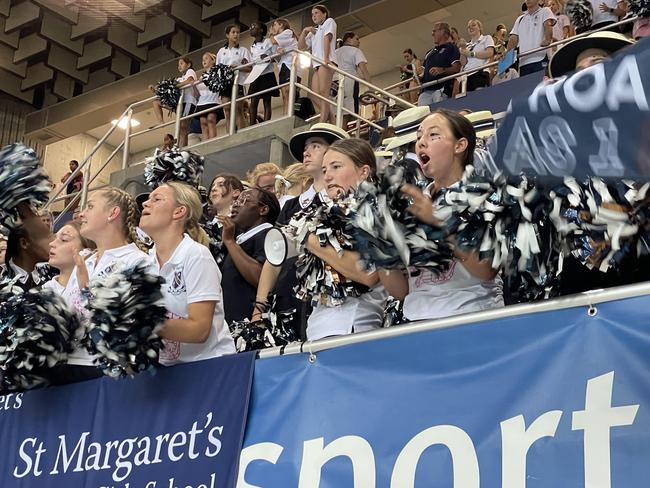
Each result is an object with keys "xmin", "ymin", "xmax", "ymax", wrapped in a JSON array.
[
  {"xmin": 229, "ymin": 69, "xmax": 238, "ymax": 135},
  {"xmin": 174, "ymin": 94, "xmax": 183, "ymax": 146},
  {"xmin": 122, "ymin": 109, "xmax": 133, "ymax": 169},
  {"xmin": 80, "ymin": 153, "xmax": 92, "ymax": 209},
  {"xmin": 335, "ymin": 74, "xmax": 345, "ymax": 128},
  {"xmin": 287, "ymin": 54, "xmax": 297, "ymax": 117}
]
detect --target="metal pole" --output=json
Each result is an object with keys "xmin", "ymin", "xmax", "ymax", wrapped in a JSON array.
[
  {"xmin": 80, "ymin": 152, "xmax": 92, "ymax": 208},
  {"xmin": 121, "ymin": 109, "xmax": 133, "ymax": 170},
  {"xmin": 287, "ymin": 54, "xmax": 297, "ymax": 117},
  {"xmin": 229, "ymin": 69, "xmax": 238, "ymax": 135},
  {"xmin": 174, "ymin": 94, "xmax": 183, "ymax": 146},
  {"xmin": 335, "ymin": 75, "xmax": 345, "ymax": 128}
]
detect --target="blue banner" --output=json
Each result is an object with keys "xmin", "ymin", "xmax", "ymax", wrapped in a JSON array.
[
  {"xmin": 241, "ymin": 295, "xmax": 650, "ymax": 487},
  {"xmin": 0, "ymin": 352, "xmax": 255, "ymax": 488}
]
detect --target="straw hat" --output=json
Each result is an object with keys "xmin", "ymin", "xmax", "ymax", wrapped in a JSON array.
[
  {"xmin": 464, "ymin": 110, "xmax": 497, "ymax": 139},
  {"xmin": 384, "ymin": 106, "xmax": 432, "ymax": 151},
  {"xmin": 289, "ymin": 123, "xmax": 350, "ymax": 161},
  {"xmin": 549, "ymin": 31, "xmax": 634, "ymax": 78}
]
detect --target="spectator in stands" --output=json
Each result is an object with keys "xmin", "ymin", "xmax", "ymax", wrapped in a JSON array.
[
  {"xmin": 302, "ymin": 138, "xmax": 385, "ymax": 340},
  {"xmin": 40, "ymin": 210, "xmax": 53, "ymax": 231},
  {"xmin": 334, "ymin": 31, "xmax": 371, "ymax": 122},
  {"xmin": 61, "ymin": 160, "xmax": 84, "ymax": 209},
  {"xmin": 270, "ymin": 18, "xmax": 300, "ymax": 115},
  {"xmin": 196, "ymin": 52, "xmax": 224, "ymax": 140},
  {"xmin": 457, "ymin": 19, "xmax": 496, "ymax": 94},
  {"xmin": 507, "ymin": 0, "xmax": 556, "ymax": 76},
  {"xmin": 548, "ymin": 0, "xmax": 572, "ymax": 47},
  {"xmin": 380, "ymin": 109, "xmax": 503, "ymax": 321},
  {"xmin": 0, "ymin": 235, "xmax": 6, "ymax": 265},
  {"xmin": 451, "ymin": 27, "xmax": 467, "ymax": 47},
  {"xmin": 589, "ymin": 0, "xmax": 627, "ymax": 31},
  {"xmin": 139, "ymin": 182, "xmax": 236, "ymax": 364},
  {"xmin": 252, "ymin": 123, "xmax": 348, "ymax": 338},
  {"xmin": 161, "ymin": 133, "xmax": 176, "ymax": 151},
  {"xmin": 274, "ymin": 162, "xmax": 314, "ymax": 208},
  {"xmin": 399, "ymin": 49, "xmax": 423, "ymax": 104},
  {"xmin": 208, "ymin": 174, "xmax": 244, "ymax": 221},
  {"xmin": 299, "ymin": 5, "xmax": 337, "ymax": 123},
  {"xmin": 217, "ymin": 25, "xmax": 250, "ymax": 131},
  {"xmin": 418, "ymin": 22, "xmax": 461, "ymax": 106},
  {"xmin": 248, "ymin": 162, "xmax": 283, "ymax": 194},
  {"xmin": 249, "ymin": 22, "xmax": 280, "ymax": 125},
  {"xmin": 219, "ymin": 187, "xmax": 279, "ymax": 323},
  {"xmin": 493, "ymin": 23, "xmax": 509, "ymax": 54}
]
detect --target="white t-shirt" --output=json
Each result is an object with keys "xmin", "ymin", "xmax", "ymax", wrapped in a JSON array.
[
  {"xmin": 149, "ymin": 235, "xmax": 235, "ymax": 365},
  {"xmin": 177, "ymin": 68, "xmax": 197, "ymax": 105},
  {"xmin": 307, "ymin": 17, "xmax": 337, "ymax": 67},
  {"xmin": 463, "ymin": 34, "xmax": 495, "ymax": 73},
  {"xmin": 511, "ymin": 7, "xmax": 556, "ymax": 66},
  {"xmin": 274, "ymin": 29, "xmax": 298, "ymax": 68},
  {"xmin": 196, "ymin": 80, "xmax": 220, "ymax": 106},
  {"xmin": 250, "ymin": 38, "xmax": 275, "ymax": 76},
  {"xmin": 216, "ymin": 46, "xmax": 251, "ymax": 85},
  {"xmin": 590, "ymin": 0, "xmax": 618, "ymax": 26},
  {"xmin": 334, "ymin": 45, "xmax": 367, "ymax": 74},
  {"xmin": 66, "ymin": 243, "xmax": 151, "ymax": 366},
  {"xmin": 403, "ymin": 260, "xmax": 504, "ymax": 322}
]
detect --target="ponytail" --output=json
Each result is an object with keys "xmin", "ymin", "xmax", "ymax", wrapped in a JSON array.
[
  {"xmin": 164, "ymin": 182, "xmax": 210, "ymax": 248},
  {"xmin": 186, "ymin": 221, "xmax": 210, "ymax": 247}
]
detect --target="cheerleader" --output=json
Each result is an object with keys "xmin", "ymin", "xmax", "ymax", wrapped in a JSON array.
[
  {"xmin": 299, "ymin": 5, "xmax": 337, "ymax": 123},
  {"xmin": 379, "ymin": 109, "xmax": 504, "ymax": 321},
  {"xmin": 216, "ymin": 24, "xmax": 250, "ymax": 130},
  {"xmin": 269, "ymin": 18, "xmax": 300, "ymax": 115},
  {"xmin": 139, "ymin": 182, "xmax": 235, "ymax": 364},
  {"xmin": 248, "ymin": 22, "xmax": 279, "ymax": 125},
  {"xmin": 300, "ymin": 138, "xmax": 386, "ymax": 341},
  {"xmin": 196, "ymin": 52, "xmax": 225, "ymax": 140},
  {"xmin": 274, "ymin": 162, "xmax": 314, "ymax": 208}
]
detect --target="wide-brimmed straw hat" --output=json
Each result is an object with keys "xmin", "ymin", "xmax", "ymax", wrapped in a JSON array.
[
  {"xmin": 384, "ymin": 106, "xmax": 431, "ymax": 151},
  {"xmin": 464, "ymin": 110, "xmax": 497, "ymax": 139},
  {"xmin": 549, "ymin": 31, "xmax": 634, "ymax": 78},
  {"xmin": 289, "ymin": 123, "xmax": 349, "ymax": 161}
]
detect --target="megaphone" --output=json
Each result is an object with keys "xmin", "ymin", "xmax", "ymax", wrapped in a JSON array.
[{"xmin": 264, "ymin": 227, "xmax": 298, "ymax": 266}]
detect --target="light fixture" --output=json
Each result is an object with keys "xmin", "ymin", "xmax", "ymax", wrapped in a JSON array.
[
  {"xmin": 298, "ymin": 53, "xmax": 311, "ymax": 69},
  {"xmin": 111, "ymin": 117, "xmax": 141, "ymax": 130}
]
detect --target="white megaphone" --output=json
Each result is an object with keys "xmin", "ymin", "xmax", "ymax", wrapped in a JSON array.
[{"xmin": 264, "ymin": 227, "xmax": 298, "ymax": 266}]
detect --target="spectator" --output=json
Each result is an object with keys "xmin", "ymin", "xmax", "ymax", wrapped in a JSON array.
[
  {"xmin": 208, "ymin": 174, "xmax": 244, "ymax": 221},
  {"xmin": 216, "ymin": 24, "xmax": 251, "ymax": 130},
  {"xmin": 399, "ymin": 49, "xmax": 423, "ymax": 104},
  {"xmin": 270, "ymin": 18, "xmax": 300, "ymax": 115},
  {"xmin": 451, "ymin": 26, "xmax": 467, "ymax": 47},
  {"xmin": 299, "ymin": 5, "xmax": 337, "ymax": 123},
  {"xmin": 493, "ymin": 23, "xmax": 509, "ymax": 54},
  {"xmin": 508, "ymin": 0, "xmax": 556, "ymax": 76},
  {"xmin": 589, "ymin": 0, "xmax": 626, "ymax": 31},
  {"xmin": 248, "ymin": 162, "xmax": 283, "ymax": 194},
  {"xmin": 219, "ymin": 187, "xmax": 279, "ymax": 323},
  {"xmin": 274, "ymin": 162, "xmax": 314, "ymax": 208},
  {"xmin": 196, "ymin": 52, "xmax": 225, "ymax": 140},
  {"xmin": 418, "ymin": 22, "xmax": 461, "ymax": 106},
  {"xmin": 0, "ymin": 235, "xmax": 6, "ymax": 266},
  {"xmin": 161, "ymin": 133, "xmax": 176, "ymax": 151},
  {"xmin": 334, "ymin": 31, "xmax": 371, "ymax": 122},
  {"xmin": 61, "ymin": 160, "xmax": 84, "ymax": 209},
  {"xmin": 248, "ymin": 22, "xmax": 280, "ymax": 125},
  {"xmin": 457, "ymin": 19, "xmax": 496, "ymax": 94},
  {"xmin": 549, "ymin": 0, "xmax": 572, "ymax": 46},
  {"xmin": 40, "ymin": 210, "xmax": 54, "ymax": 232},
  {"xmin": 379, "ymin": 109, "xmax": 504, "ymax": 321}
]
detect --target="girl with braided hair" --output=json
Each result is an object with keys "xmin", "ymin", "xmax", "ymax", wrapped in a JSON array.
[{"xmin": 140, "ymin": 182, "xmax": 235, "ymax": 364}]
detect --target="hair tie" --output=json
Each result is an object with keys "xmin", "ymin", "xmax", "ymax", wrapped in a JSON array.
[{"xmin": 274, "ymin": 174, "xmax": 292, "ymax": 191}]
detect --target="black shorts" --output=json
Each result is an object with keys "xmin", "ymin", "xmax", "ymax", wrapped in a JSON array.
[
  {"xmin": 249, "ymin": 72, "xmax": 280, "ymax": 98},
  {"xmin": 195, "ymin": 103, "xmax": 225, "ymax": 122},
  {"xmin": 219, "ymin": 83, "xmax": 245, "ymax": 99},
  {"xmin": 279, "ymin": 64, "xmax": 302, "ymax": 85},
  {"xmin": 466, "ymin": 71, "xmax": 490, "ymax": 92}
]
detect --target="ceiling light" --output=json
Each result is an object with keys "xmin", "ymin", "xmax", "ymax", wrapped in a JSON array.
[{"xmin": 111, "ymin": 117, "xmax": 141, "ymax": 130}]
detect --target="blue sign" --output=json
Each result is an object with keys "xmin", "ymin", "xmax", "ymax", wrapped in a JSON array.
[
  {"xmin": 0, "ymin": 352, "xmax": 255, "ymax": 488},
  {"xmin": 240, "ymin": 295, "xmax": 650, "ymax": 487},
  {"xmin": 485, "ymin": 38, "xmax": 650, "ymax": 181}
]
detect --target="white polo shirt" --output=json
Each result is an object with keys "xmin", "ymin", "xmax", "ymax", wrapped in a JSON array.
[
  {"xmin": 177, "ymin": 68, "xmax": 197, "ymax": 105},
  {"xmin": 274, "ymin": 29, "xmax": 298, "ymax": 69},
  {"xmin": 250, "ymin": 38, "xmax": 275, "ymax": 75},
  {"xmin": 511, "ymin": 7, "xmax": 556, "ymax": 66},
  {"xmin": 66, "ymin": 243, "xmax": 151, "ymax": 366},
  {"xmin": 463, "ymin": 34, "xmax": 495, "ymax": 73},
  {"xmin": 149, "ymin": 235, "xmax": 235, "ymax": 365},
  {"xmin": 216, "ymin": 46, "xmax": 251, "ymax": 85},
  {"xmin": 590, "ymin": 0, "xmax": 618, "ymax": 26},
  {"xmin": 196, "ymin": 80, "xmax": 220, "ymax": 106},
  {"xmin": 307, "ymin": 17, "xmax": 338, "ymax": 67}
]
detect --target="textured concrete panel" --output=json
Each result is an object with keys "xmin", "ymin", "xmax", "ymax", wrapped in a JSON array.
[
  {"xmin": 21, "ymin": 62, "xmax": 54, "ymax": 90},
  {"xmin": 133, "ymin": 0, "xmax": 164, "ymax": 13},
  {"xmin": 84, "ymin": 67, "xmax": 117, "ymax": 91},
  {"xmin": 40, "ymin": 11, "xmax": 84, "ymax": 55},
  {"xmin": 171, "ymin": 0, "xmax": 210, "ymax": 36},
  {"xmin": 0, "ymin": 43, "xmax": 27, "ymax": 76},
  {"xmin": 32, "ymin": 0, "xmax": 79, "ymax": 23},
  {"xmin": 53, "ymin": 71, "xmax": 75, "ymax": 99},
  {"xmin": 201, "ymin": 0, "xmax": 240, "ymax": 21},
  {"xmin": 101, "ymin": 0, "xmax": 145, "ymax": 30},
  {"xmin": 0, "ymin": 0, "xmax": 9, "ymax": 17},
  {"xmin": 141, "ymin": 45, "xmax": 175, "ymax": 69},
  {"xmin": 171, "ymin": 29, "xmax": 190, "ymax": 55},
  {"xmin": 48, "ymin": 44, "xmax": 89, "ymax": 83},
  {"xmin": 71, "ymin": 11, "xmax": 108, "ymax": 39},
  {"xmin": 0, "ymin": 18, "xmax": 20, "ymax": 49},
  {"xmin": 14, "ymin": 33, "xmax": 47, "ymax": 63},
  {"xmin": 0, "ymin": 71, "xmax": 34, "ymax": 103},
  {"xmin": 110, "ymin": 49, "xmax": 131, "ymax": 78},
  {"xmin": 137, "ymin": 13, "xmax": 175, "ymax": 46},
  {"xmin": 77, "ymin": 38, "xmax": 112, "ymax": 68},
  {"xmin": 107, "ymin": 22, "xmax": 148, "ymax": 61},
  {"xmin": 5, "ymin": 2, "xmax": 40, "ymax": 33}
]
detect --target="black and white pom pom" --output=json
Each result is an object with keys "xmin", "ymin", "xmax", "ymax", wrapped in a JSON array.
[
  {"xmin": 566, "ymin": 0, "xmax": 593, "ymax": 31},
  {"xmin": 0, "ymin": 287, "xmax": 81, "ymax": 391},
  {"xmin": 155, "ymin": 78, "xmax": 181, "ymax": 110},
  {"xmin": 144, "ymin": 146, "xmax": 205, "ymax": 188},
  {"xmin": 229, "ymin": 298, "xmax": 298, "ymax": 352},
  {"xmin": 202, "ymin": 64, "xmax": 235, "ymax": 93},
  {"xmin": 203, "ymin": 220, "xmax": 226, "ymax": 266},
  {"xmin": 352, "ymin": 158, "xmax": 453, "ymax": 272},
  {"xmin": 0, "ymin": 143, "xmax": 50, "ymax": 228},
  {"xmin": 382, "ymin": 295, "xmax": 407, "ymax": 328},
  {"xmin": 627, "ymin": 0, "xmax": 650, "ymax": 17},
  {"xmin": 83, "ymin": 264, "xmax": 166, "ymax": 379}
]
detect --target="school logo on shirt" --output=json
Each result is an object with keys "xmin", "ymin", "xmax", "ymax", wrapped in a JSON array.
[
  {"xmin": 97, "ymin": 263, "xmax": 117, "ymax": 278},
  {"xmin": 412, "ymin": 260, "xmax": 457, "ymax": 288},
  {"xmin": 167, "ymin": 266, "xmax": 186, "ymax": 296}
]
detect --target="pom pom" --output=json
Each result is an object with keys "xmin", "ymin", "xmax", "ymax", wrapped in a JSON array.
[
  {"xmin": 83, "ymin": 264, "xmax": 167, "ymax": 379},
  {"xmin": 627, "ymin": 0, "xmax": 650, "ymax": 17},
  {"xmin": 202, "ymin": 64, "xmax": 235, "ymax": 94},
  {"xmin": 382, "ymin": 296, "xmax": 407, "ymax": 328},
  {"xmin": 351, "ymin": 158, "xmax": 453, "ymax": 271},
  {"xmin": 154, "ymin": 78, "xmax": 181, "ymax": 111},
  {"xmin": 566, "ymin": 0, "xmax": 593, "ymax": 31},
  {"xmin": 203, "ymin": 220, "xmax": 227, "ymax": 266},
  {"xmin": 0, "ymin": 287, "xmax": 81, "ymax": 391},
  {"xmin": 144, "ymin": 146, "xmax": 205, "ymax": 188},
  {"xmin": 229, "ymin": 296, "xmax": 298, "ymax": 352},
  {"xmin": 0, "ymin": 143, "xmax": 50, "ymax": 228}
]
